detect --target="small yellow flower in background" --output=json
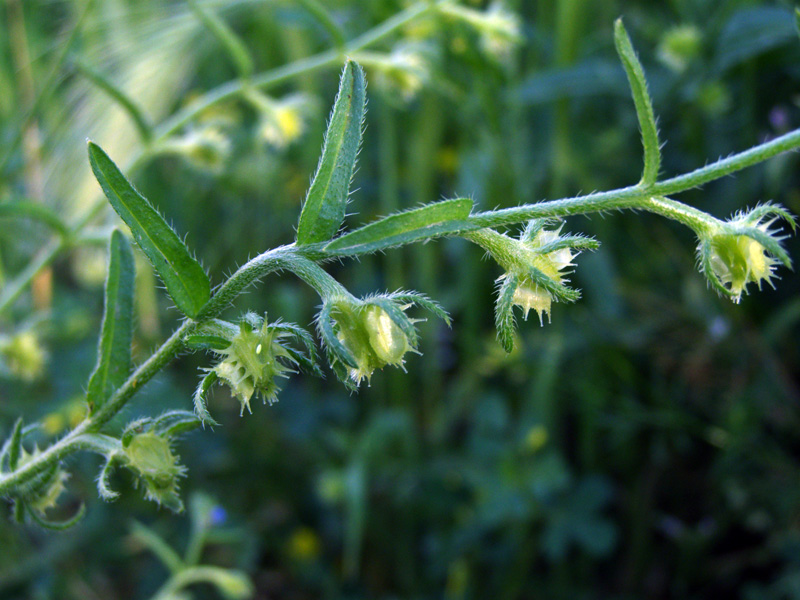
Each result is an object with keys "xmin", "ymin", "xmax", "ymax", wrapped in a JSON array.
[
  {"xmin": 478, "ymin": 2, "xmax": 522, "ymax": 61},
  {"xmin": 0, "ymin": 330, "xmax": 47, "ymax": 381},
  {"xmin": 247, "ymin": 90, "xmax": 315, "ymax": 149},
  {"xmin": 288, "ymin": 527, "xmax": 321, "ymax": 562},
  {"xmin": 657, "ymin": 25, "xmax": 702, "ymax": 73},
  {"xmin": 354, "ymin": 44, "xmax": 432, "ymax": 103},
  {"xmin": 42, "ymin": 398, "xmax": 88, "ymax": 436},
  {"xmin": 162, "ymin": 125, "xmax": 231, "ymax": 173},
  {"xmin": 42, "ymin": 413, "xmax": 65, "ymax": 436},
  {"xmin": 438, "ymin": 1, "xmax": 522, "ymax": 62},
  {"xmin": 523, "ymin": 425, "xmax": 548, "ymax": 453}
]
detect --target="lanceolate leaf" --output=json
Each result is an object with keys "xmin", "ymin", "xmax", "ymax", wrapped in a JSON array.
[
  {"xmin": 296, "ymin": 60, "xmax": 366, "ymax": 245},
  {"xmin": 324, "ymin": 198, "xmax": 473, "ymax": 255},
  {"xmin": 88, "ymin": 142, "xmax": 211, "ymax": 317},
  {"xmin": 495, "ymin": 275, "xmax": 518, "ymax": 353},
  {"xmin": 4, "ymin": 418, "xmax": 23, "ymax": 471},
  {"xmin": 614, "ymin": 19, "xmax": 661, "ymax": 186},
  {"xmin": 87, "ymin": 230, "xmax": 135, "ymax": 412}
]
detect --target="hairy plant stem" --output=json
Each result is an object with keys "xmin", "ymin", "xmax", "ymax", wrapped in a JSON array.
[
  {"xmin": 2, "ymin": 31, "xmax": 800, "ymax": 501},
  {"xmin": 0, "ymin": 120, "xmax": 797, "ymax": 493}
]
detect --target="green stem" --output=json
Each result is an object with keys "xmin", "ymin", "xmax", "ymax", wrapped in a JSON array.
[{"xmin": 150, "ymin": 566, "xmax": 250, "ymax": 600}]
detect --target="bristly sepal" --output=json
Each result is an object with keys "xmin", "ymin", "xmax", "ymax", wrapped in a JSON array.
[{"xmin": 698, "ymin": 204, "xmax": 795, "ymax": 303}]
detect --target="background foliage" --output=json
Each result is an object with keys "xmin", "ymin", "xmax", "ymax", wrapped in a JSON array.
[{"xmin": 1, "ymin": 0, "xmax": 800, "ymax": 598}]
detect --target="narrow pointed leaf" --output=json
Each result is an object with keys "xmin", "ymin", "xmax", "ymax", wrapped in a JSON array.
[
  {"xmin": 188, "ymin": 0, "xmax": 254, "ymax": 78},
  {"xmin": 325, "ymin": 198, "xmax": 474, "ymax": 255},
  {"xmin": 736, "ymin": 227, "xmax": 792, "ymax": 267},
  {"xmin": 614, "ymin": 18, "xmax": 661, "ymax": 185},
  {"xmin": 88, "ymin": 142, "xmax": 211, "ymax": 317},
  {"xmin": 317, "ymin": 303, "xmax": 358, "ymax": 369},
  {"xmin": 390, "ymin": 291, "xmax": 452, "ymax": 327},
  {"xmin": 86, "ymin": 230, "xmax": 135, "ymax": 412},
  {"xmin": 75, "ymin": 60, "xmax": 152, "ymax": 142},
  {"xmin": 297, "ymin": 60, "xmax": 366, "ymax": 245},
  {"xmin": 184, "ymin": 334, "xmax": 232, "ymax": 351},
  {"xmin": 152, "ymin": 410, "xmax": 202, "ymax": 437},
  {"xmin": 527, "ymin": 267, "xmax": 581, "ymax": 303},
  {"xmin": 699, "ymin": 239, "xmax": 736, "ymax": 298},
  {"xmin": 97, "ymin": 457, "xmax": 119, "ymax": 500},
  {"xmin": 495, "ymin": 275, "xmax": 518, "ymax": 353},
  {"xmin": 130, "ymin": 521, "xmax": 185, "ymax": 573},
  {"xmin": 194, "ymin": 371, "xmax": 220, "ymax": 427},
  {"xmin": 5, "ymin": 418, "xmax": 23, "ymax": 471}
]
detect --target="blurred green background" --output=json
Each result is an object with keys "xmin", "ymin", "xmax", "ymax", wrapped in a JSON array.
[{"xmin": 2, "ymin": 0, "xmax": 800, "ymax": 598}]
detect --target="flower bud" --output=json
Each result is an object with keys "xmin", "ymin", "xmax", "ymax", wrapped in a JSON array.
[
  {"xmin": 330, "ymin": 302, "xmax": 407, "ymax": 385},
  {"xmin": 197, "ymin": 314, "xmax": 318, "ymax": 417},
  {"xmin": 318, "ymin": 292, "xmax": 448, "ymax": 387},
  {"xmin": 699, "ymin": 205, "xmax": 795, "ymax": 303},
  {"xmin": 358, "ymin": 44, "xmax": 432, "ymax": 103},
  {"xmin": 364, "ymin": 304, "xmax": 411, "ymax": 365},
  {"xmin": 467, "ymin": 220, "xmax": 598, "ymax": 351},
  {"xmin": 439, "ymin": 1, "xmax": 522, "ymax": 62}
]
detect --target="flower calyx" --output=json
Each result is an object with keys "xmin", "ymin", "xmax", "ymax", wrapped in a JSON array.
[
  {"xmin": 698, "ymin": 204, "xmax": 795, "ymax": 303},
  {"xmin": 113, "ymin": 412, "xmax": 200, "ymax": 512},
  {"xmin": 480, "ymin": 219, "xmax": 598, "ymax": 351},
  {"xmin": 191, "ymin": 314, "xmax": 320, "ymax": 423},
  {"xmin": 317, "ymin": 291, "xmax": 450, "ymax": 388}
]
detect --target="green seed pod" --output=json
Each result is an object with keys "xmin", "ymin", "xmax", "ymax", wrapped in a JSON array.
[{"xmin": 124, "ymin": 432, "xmax": 185, "ymax": 512}]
